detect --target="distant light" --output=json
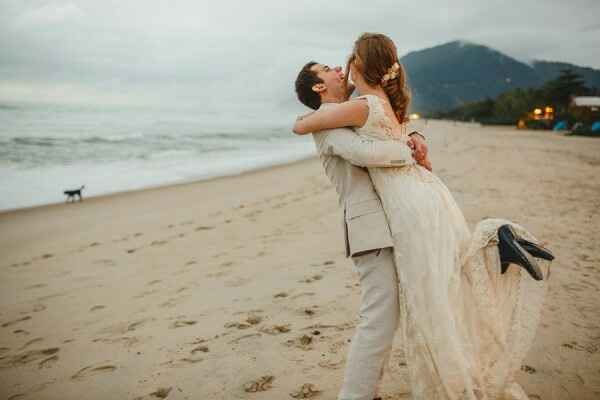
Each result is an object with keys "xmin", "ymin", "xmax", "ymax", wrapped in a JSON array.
[
  {"xmin": 505, "ymin": 77, "xmax": 511, "ymax": 83},
  {"xmin": 545, "ymin": 106, "xmax": 553, "ymax": 113},
  {"xmin": 409, "ymin": 113, "xmax": 420, "ymax": 120},
  {"xmin": 533, "ymin": 108, "xmax": 543, "ymax": 115}
]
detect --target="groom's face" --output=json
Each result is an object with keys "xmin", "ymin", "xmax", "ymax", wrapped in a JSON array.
[{"xmin": 311, "ymin": 64, "xmax": 345, "ymax": 98}]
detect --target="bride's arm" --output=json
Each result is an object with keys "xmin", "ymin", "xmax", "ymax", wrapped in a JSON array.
[{"xmin": 293, "ymin": 99, "xmax": 368, "ymax": 135}]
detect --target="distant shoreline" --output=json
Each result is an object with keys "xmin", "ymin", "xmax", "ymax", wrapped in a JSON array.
[{"xmin": 0, "ymin": 154, "xmax": 318, "ymax": 215}]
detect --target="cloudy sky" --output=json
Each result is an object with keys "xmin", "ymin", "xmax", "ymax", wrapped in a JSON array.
[{"xmin": 1, "ymin": 0, "xmax": 599, "ymax": 110}]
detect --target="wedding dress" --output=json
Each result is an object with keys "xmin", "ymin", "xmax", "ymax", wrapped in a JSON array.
[{"xmin": 354, "ymin": 94, "xmax": 551, "ymax": 400}]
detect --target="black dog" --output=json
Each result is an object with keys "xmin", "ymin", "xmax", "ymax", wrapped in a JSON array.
[{"xmin": 64, "ymin": 185, "xmax": 85, "ymax": 202}]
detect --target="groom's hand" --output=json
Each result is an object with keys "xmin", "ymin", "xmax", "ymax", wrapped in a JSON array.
[
  {"xmin": 408, "ymin": 134, "xmax": 428, "ymax": 161},
  {"xmin": 407, "ymin": 134, "xmax": 432, "ymax": 171}
]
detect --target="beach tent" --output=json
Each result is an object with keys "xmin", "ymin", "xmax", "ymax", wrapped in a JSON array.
[{"xmin": 553, "ymin": 121, "xmax": 568, "ymax": 131}]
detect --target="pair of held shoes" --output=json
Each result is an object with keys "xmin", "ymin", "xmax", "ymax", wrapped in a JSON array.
[{"xmin": 497, "ymin": 224, "xmax": 554, "ymax": 281}]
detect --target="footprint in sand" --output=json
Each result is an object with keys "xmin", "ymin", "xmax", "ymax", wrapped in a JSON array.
[
  {"xmin": 169, "ymin": 320, "xmax": 197, "ymax": 329},
  {"xmin": 162, "ymin": 356, "xmax": 204, "ymax": 368},
  {"xmin": 149, "ymin": 387, "xmax": 172, "ymax": 398},
  {"xmin": 520, "ymin": 365, "xmax": 536, "ymax": 374},
  {"xmin": 159, "ymin": 296, "xmax": 187, "ymax": 309},
  {"xmin": 190, "ymin": 345, "xmax": 209, "ymax": 355},
  {"xmin": 259, "ymin": 324, "xmax": 291, "ymax": 335},
  {"xmin": 291, "ymin": 292, "xmax": 316, "ymax": 300},
  {"xmin": 284, "ymin": 334, "xmax": 314, "ymax": 351},
  {"xmin": 273, "ymin": 292, "xmax": 288, "ymax": 298},
  {"xmin": 71, "ymin": 362, "xmax": 117, "ymax": 380},
  {"xmin": 224, "ymin": 276, "xmax": 252, "ymax": 287},
  {"xmin": 127, "ymin": 320, "xmax": 151, "ymax": 332},
  {"xmin": 225, "ymin": 314, "xmax": 263, "ymax": 330},
  {"xmin": 205, "ymin": 270, "xmax": 232, "ymax": 279},
  {"xmin": 1, "ymin": 316, "xmax": 32, "ymax": 328},
  {"xmin": 9, "ymin": 261, "xmax": 31, "ymax": 268},
  {"xmin": 92, "ymin": 336, "xmax": 139, "ymax": 347},
  {"xmin": 90, "ymin": 305, "xmax": 106, "ymax": 312},
  {"xmin": 195, "ymin": 225, "xmax": 215, "ymax": 231},
  {"xmin": 302, "ymin": 322, "xmax": 355, "ymax": 332},
  {"xmin": 133, "ymin": 387, "xmax": 172, "ymax": 400},
  {"xmin": 0, "ymin": 347, "xmax": 59, "ymax": 369},
  {"xmin": 13, "ymin": 329, "xmax": 30, "ymax": 336},
  {"xmin": 19, "ymin": 337, "xmax": 44, "ymax": 350},
  {"xmin": 318, "ymin": 357, "xmax": 345, "ymax": 369},
  {"xmin": 301, "ymin": 306, "xmax": 319, "ymax": 317},
  {"xmin": 147, "ymin": 280, "xmax": 162, "ymax": 286},
  {"xmin": 225, "ymin": 322, "xmax": 252, "ymax": 330},
  {"xmin": 25, "ymin": 283, "xmax": 47, "ymax": 290},
  {"xmin": 38, "ymin": 354, "xmax": 59, "ymax": 369},
  {"xmin": 243, "ymin": 210, "xmax": 263, "ymax": 219},
  {"xmin": 126, "ymin": 249, "xmax": 137, "ymax": 254},
  {"xmin": 290, "ymin": 383, "xmax": 322, "ymax": 398},
  {"xmin": 328, "ymin": 339, "xmax": 348, "ymax": 354},
  {"xmin": 32, "ymin": 304, "xmax": 46, "ymax": 312},
  {"xmin": 98, "ymin": 318, "xmax": 153, "ymax": 335},
  {"xmin": 244, "ymin": 375, "xmax": 274, "ymax": 392},
  {"xmin": 134, "ymin": 289, "xmax": 158, "ymax": 299},
  {"xmin": 41, "ymin": 253, "xmax": 53, "ymax": 259},
  {"xmin": 150, "ymin": 240, "xmax": 168, "ymax": 246},
  {"xmin": 299, "ymin": 274, "xmax": 323, "ymax": 283},
  {"xmin": 93, "ymin": 259, "xmax": 116, "ymax": 266}
]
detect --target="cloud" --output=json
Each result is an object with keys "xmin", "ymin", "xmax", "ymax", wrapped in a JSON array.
[{"xmin": 0, "ymin": 0, "xmax": 598, "ymax": 109}]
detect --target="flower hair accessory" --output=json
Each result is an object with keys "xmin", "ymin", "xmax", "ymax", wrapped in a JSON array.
[{"xmin": 381, "ymin": 62, "xmax": 401, "ymax": 83}]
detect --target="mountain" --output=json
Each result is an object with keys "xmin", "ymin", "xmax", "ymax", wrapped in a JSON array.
[
  {"xmin": 532, "ymin": 60, "xmax": 600, "ymax": 89},
  {"xmin": 400, "ymin": 40, "xmax": 600, "ymax": 113}
]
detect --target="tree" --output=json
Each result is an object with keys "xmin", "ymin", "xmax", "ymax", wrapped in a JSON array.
[{"xmin": 541, "ymin": 69, "xmax": 588, "ymax": 114}]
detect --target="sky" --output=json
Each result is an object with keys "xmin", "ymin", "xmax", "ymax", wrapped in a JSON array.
[{"xmin": 1, "ymin": 0, "xmax": 599, "ymax": 110}]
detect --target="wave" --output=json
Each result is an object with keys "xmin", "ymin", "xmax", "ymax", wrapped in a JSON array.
[{"xmin": 3, "ymin": 129, "xmax": 288, "ymax": 147}]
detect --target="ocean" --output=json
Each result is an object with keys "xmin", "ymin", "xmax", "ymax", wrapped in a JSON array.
[{"xmin": 0, "ymin": 104, "xmax": 314, "ymax": 212}]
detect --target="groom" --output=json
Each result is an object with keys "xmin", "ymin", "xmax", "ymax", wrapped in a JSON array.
[{"xmin": 294, "ymin": 61, "xmax": 429, "ymax": 400}]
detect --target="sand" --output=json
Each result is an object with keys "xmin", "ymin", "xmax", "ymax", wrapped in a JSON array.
[{"xmin": 0, "ymin": 120, "xmax": 599, "ymax": 400}]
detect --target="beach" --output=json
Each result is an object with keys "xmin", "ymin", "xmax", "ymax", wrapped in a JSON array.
[{"xmin": 1, "ymin": 120, "xmax": 599, "ymax": 400}]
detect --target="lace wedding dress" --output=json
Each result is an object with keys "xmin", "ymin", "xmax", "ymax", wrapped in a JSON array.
[{"xmin": 354, "ymin": 95, "xmax": 551, "ymax": 400}]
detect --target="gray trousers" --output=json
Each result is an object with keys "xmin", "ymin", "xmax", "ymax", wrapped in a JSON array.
[{"xmin": 338, "ymin": 247, "xmax": 400, "ymax": 400}]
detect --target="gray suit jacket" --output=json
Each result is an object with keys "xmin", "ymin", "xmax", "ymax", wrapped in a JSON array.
[{"xmin": 312, "ymin": 102, "xmax": 422, "ymax": 257}]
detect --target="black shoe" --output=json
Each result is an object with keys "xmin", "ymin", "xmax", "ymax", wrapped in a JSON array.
[
  {"xmin": 498, "ymin": 224, "xmax": 544, "ymax": 281},
  {"xmin": 517, "ymin": 238, "xmax": 554, "ymax": 261}
]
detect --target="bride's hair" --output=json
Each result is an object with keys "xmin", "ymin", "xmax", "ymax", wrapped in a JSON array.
[{"xmin": 346, "ymin": 33, "xmax": 411, "ymax": 123}]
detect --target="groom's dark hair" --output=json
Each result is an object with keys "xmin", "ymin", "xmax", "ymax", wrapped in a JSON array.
[{"xmin": 295, "ymin": 61, "xmax": 322, "ymax": 110}]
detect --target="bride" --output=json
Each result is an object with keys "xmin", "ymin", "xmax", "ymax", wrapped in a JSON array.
[{"xmin": 293, "ymin": 33, "xmax": 554, "ymax": 400}]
